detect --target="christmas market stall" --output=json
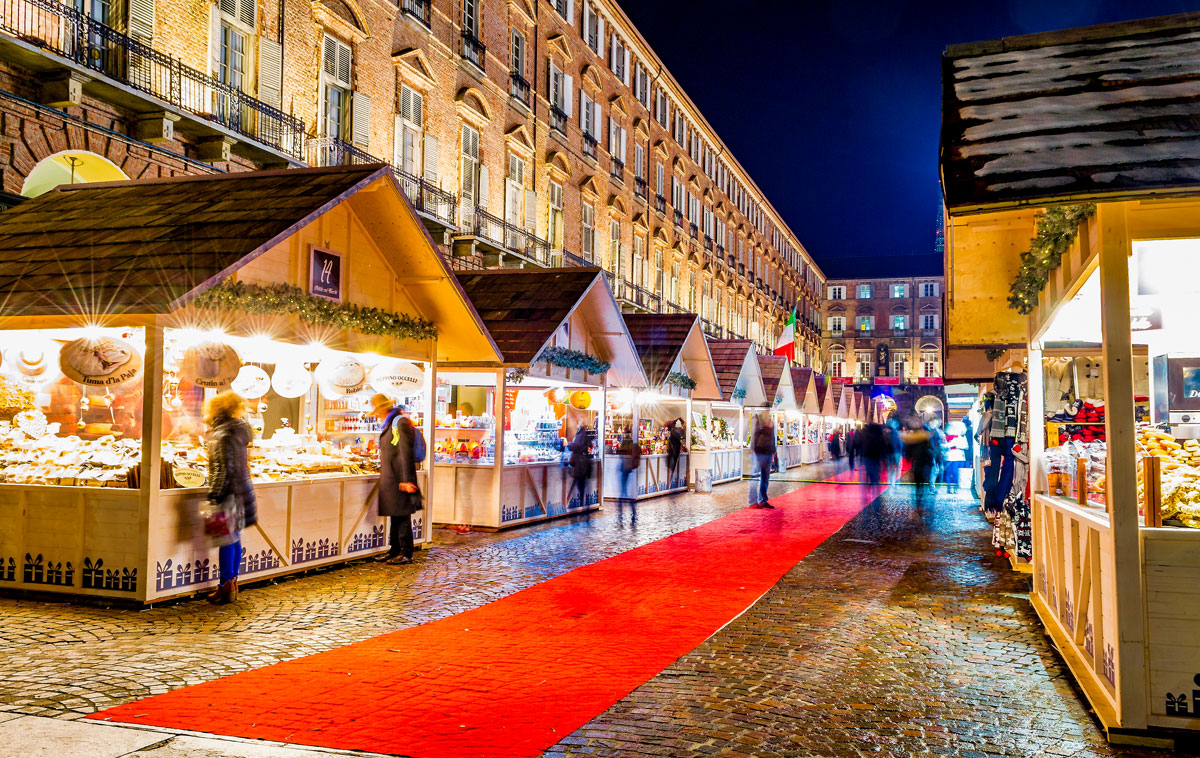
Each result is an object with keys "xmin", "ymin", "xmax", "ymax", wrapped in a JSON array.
[
  {"xmin": 702, "ymin": 338, "xmax": 767, "ymax": 485},
  {"xmin": 0, "ymin": 164, "xmax": 500, "ymax": 604},
  {"xmin": 788, "ymin": 367, "xmax": 820, "ymax": 465},
  {"xmin": 434, "ymin": 269, "xmax": 645, "ymax": 528},
  {"xmin": 605, "ymin": 313, "xmax": 720, "ymax": 498},
  {"xmin": 814, "ymin": 374, "xmax": 838, "ymax": 460},
  {"xmin": 941, "ymin": 14, "xmax": 1200, "ymax": 743},
  {"xmin": 757, "ymin": 355, "xmax": 799, "ymax": 470}
]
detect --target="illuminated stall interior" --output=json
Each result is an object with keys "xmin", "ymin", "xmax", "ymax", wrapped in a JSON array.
[{"xmin": 704, "ymin": 338, "xmax": 767, "ymax": 484}]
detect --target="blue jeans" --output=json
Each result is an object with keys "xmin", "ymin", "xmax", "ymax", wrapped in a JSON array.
[
  {"xmin": 218, "ymin": 538, "xmax": 241, "ymax": 583},
  {"xmin": 754, "ymin": 453, "xmax": 773, "ymax": 504}
]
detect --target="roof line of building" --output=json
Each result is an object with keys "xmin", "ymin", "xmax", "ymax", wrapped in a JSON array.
[{"xmin": 944, "ymin": 10, "xmax": 1200, "ymax": 58}]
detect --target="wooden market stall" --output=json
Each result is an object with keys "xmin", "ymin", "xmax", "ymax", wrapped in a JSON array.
[
  {"xmin": 0, "ymin": 164, "xmax": 500, "ymax": 604},
  {"xmin": 703, "ymin": 338, "xmax": 767, "ymax": 484},
  {"xmin": 605, "ymin": 313, "xmax": 720, "ymax": 497},
  {"xmin": 757, "ymin": 355, "xmax": 799, "ymax": 469},
  {"xmin": 940, "ymin": 14, "xmax": 1200, "ymax": 744},
  {"xmin": 433, "ymin": 268, "xmax": 645, "ymax": 529},
  {"xmin": 789, "ymin": 367, "xmax": 820, "ymax": 465}
]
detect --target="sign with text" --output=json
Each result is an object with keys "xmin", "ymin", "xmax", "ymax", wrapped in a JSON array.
[
  {"xmin": 831, "ymin": 377, "xmax": 854, "ymax": 384},
  {"xmin": 917, "ymin": 377, "xmax": 944, "ymax": 386},
  {"xmin": 310, "ymin": 247, "xmax": 342, "ymax": 301},
  {"xmin": 873, "ymin": 376, "xmax": 901, "ymax": 386}
]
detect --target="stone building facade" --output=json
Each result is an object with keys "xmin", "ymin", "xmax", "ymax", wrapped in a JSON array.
[{"xmin": 0, "ymin": 0, "xmax": 822, "ymax": 359}]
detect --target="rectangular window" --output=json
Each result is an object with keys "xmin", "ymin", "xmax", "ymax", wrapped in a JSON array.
[
  {"xmin": 655, "ymin": 161, "xmax": 665, "ymax": 196},
  {"xmin": 827, "ymin": 316, "xmax": 845, "ymax": 332},
  {"xmin": 505, "ymin": 153, "xmax": 525, "ymax": 226},
  {"xmin": 921, "ymin": 282, "xmax": 938, "ymax": 298},
  {"xmin": 581, "ymin": 202, "xmax": 595, "ymax": 262},
  {"xmin": 672, "ymin": 178, "xmax": 683, "ymax": 211},
  {"xmin": 633, "ymin": 62, "xmax": 650, "ymax": 107},
  {"xmin": 920, "ymin": 314, "xmax": 937, "ymax": 330},
  {"xmin": 892, "ymin": 354, "xmax": 907, "ymax": 381},
  {"xmin": 856, "ymin": 315, "xmax": 873, "ymax": 332},
  {"xmin": 320, "ymin": 35, "xmax": 352, "ymax": 140},
  {"xmin": 460, "ymin": 123, "xmax": 480, "ymax": 210},
  {"xmin": 548, "ymin": 180, "xmax": 563, "ymax": 249},
  {"xmin": 891, "ymin": 314, "xmax": 907, "ymax": 330},
  {"xmin": 396, "ymin": 84, "xmax": 424, "ymax": 176},
  {"xmin": 891, "ymin": 283, "xmax": 906, "ymax": 298},
  {"xmin": 670, "ymin": 261, "xmax": 679, "ymax": 303},
  {"xmin": 654, "ymin": 88, "xmax": 669, "ymax": 127},
  {"xmin": 830, "ymin": 351, "xmax": 844, "ymax": 378},
  {"xmin": 511, "ymin": 30, "xmax": 525, "ymax": 78},
  {"xmin": 828, "ymin": 285, "xmax": 844, "ymax": 300},
  {"xmin": 219, "ymin": 23, "xmax": 246, "ymax": 91},
  {"xmin": 609, "ymin": 218, "xmax": 620, "ymax": 273},
  {"xmin": 632, "ymin": 234, "xmax": 645, "ymax": 288},
  {"xmin": 634, "ymin": 144, "xmax": 645, "ymax": 179},
  {"xmin": 856, "ymin": 351, "xmax": 873, "ymax": 379},
  {"xmin": 655, "ymin": 249, "xmax": 664, "ymax": 294},
  {"xmin": 921, "ymin": 352, "xmax": 939, "ymax": 377},
  {"xmin": 857, "ymin": 284, "xmax": 872, "ymax": 299},
  {"xmin": 463, "ymin": 0, "xmax": 478, "ymax": 34}
]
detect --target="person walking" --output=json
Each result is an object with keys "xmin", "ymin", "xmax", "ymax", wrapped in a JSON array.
[
  {"xmin": 371, "ymin": 394, "xmax": 421, "ymax": 565},
  {"xmin": 567, "ymin": 422, "xmax": 595, "ymax": 510},
  {"xmin": 616, "ymin": 430, "xmax": 641, "ymax": 524},
  {"xmin": 666, "ymin": 418, "xmax": 684, "ymax": 489},
  {"xmin": 858, "ymin": 423, "xmax": 887, "ymax": 489},
  {"xmin": 203, "ymin": 391, "xmax": 257, "ymax": 605},
  {"xmin": 750, "ymin": 412, "xmax": 777, "ymax": 509},
  {"xmin": 847, "ymin": 427, "xmax": 857, "ymax": 471}
]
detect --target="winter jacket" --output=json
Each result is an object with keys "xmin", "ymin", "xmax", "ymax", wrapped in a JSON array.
[
  {"xmin": 378, "ymin": 411, "xmax": 421, "ymax": 517},
  {"xmin": 206, "ymin": 416, "xmax": 257, "ymax": 539}
]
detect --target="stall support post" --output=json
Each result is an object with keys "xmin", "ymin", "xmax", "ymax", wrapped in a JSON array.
[
  {"xmin": 1097, "ymin": 201, "xmax": 1147, "ymax": 730},
  {"xmin": 138, "ymin": 323, "xmax": 165, "ymax": 603},
  {"xmin": 1028, "ymin": 344, "xmax": 1046, "ymax": 474},
  {"xmin": 421, "ymin": 345, "xmax": 437, "ymax": 545},
  {"xmin": 597, "ymin": 383, "xmax": 607, "ymax": 508},
  {"xmin": 685, "ymin": 396, "xmax": 693, "ymax": 490},
  {"xmin": 492, "ymin": 369, "xmax": 506, "ymax": 527}
]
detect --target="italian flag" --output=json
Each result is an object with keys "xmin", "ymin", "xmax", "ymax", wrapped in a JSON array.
[{"xmin": 774, "ymin": 308, "xmax": 796, "ymax": 362}]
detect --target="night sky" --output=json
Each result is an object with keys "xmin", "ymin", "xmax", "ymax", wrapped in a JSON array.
[{"xmin": 620, "ymin": 0, "xmax": 1196, "ymax": 279}]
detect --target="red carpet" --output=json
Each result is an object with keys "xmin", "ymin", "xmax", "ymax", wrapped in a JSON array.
[{"xmin": 91, "ymin": 470, "xmax": 892, "ymax": 757}]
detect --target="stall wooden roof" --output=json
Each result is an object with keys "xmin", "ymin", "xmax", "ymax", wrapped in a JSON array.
[
  {"xmin": 758, "ymin": 355, "xmax": 787, "ymax": 407},
  {"xmin": 707, "ymin": 338, "xmax": 767, "ymax": 405},
  {"xmin": 941, "ymin": 12, "xmax": 1200, "ymax": 213},
  {"xmin": 790, "ymin": 367, "xmax": 820, "ymax": 414},
  {"xmin": 623, "ymin": 312, "xmax": 721, "ymax": 400},
  {"xmin": 450, "ymin": 268, "xmax": 647, "ymax": 386},
  {"xmin": 0, "ymin": 164, "xmax": 500, "ymax": 362}
]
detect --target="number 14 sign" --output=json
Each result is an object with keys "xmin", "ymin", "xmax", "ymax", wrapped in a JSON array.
[{"xmin": 310, "ymin": 247, "xmax": 342, "ymax": 302}]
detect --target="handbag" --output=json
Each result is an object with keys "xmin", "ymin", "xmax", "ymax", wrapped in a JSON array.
[{"xmin": 202, "ymin": 496, "xmax": 236, "ymax": 540}]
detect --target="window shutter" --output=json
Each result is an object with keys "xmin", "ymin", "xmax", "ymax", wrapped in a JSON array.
[
  {"xmin": 549, "ymin": 62, "xmax": 561, "ymax": 107},
  {"xmin": 608, "ymin": 117, "xmax": 615, "ymax": 151},
  {"xmin": 525, "ymin": 189, "xmax": 536, "ymax": 230},
  {"xmin": 477, "ymin": 163, "xmax": 489, "ymax": 209},
  {"xmin": 129, "ymin": 0, "xmax": 154, "ymax": 40},
  {"xmin": 401, "ymin": 85, "xmax": 423, "ymax": 125},
  {"xmin": 580, "ymin": 92, "xmax": 589, "ymax": 131},
  {"xmin": 423, "ymin": 133, "xmax": 438, "ymax": 183},
  {"xmin": 596, "ymin": 16, "xmax": 604, "ymax": 51},
  {"xmin": 258, "ymin": 37, "xmax": 282, "ymax": 108},
  {"xmin": 219, "ymin": 0, "xmax": 235, "ymax": 18},
  {"xmin": 619, "ymin": 127, "xmax": 626, "ymax": 162},
  {"xmin": 566, "ymin": 0, "xmax": 574, "ymax": 18},
  {"xmin": 563, "ymin": 74, "xmax": 573, "ymax": 117},
  {"xmin": 351, "ymin": 91, "xmax": 370, "ymax": 147},
  {"xmin": 581, "ymin": 2, "xmax": 590, "ymax": 39},
  {"xmin": 338, "ymin": 43, "xmax": 352, "ymax": 85},
  {"xmin": 322, "ymin": 35, "xmax": 336, "ymax": 78},
  {"xmin": 623, "ymin": 48, "xmax": 631, "ymax": 86},
  {"xmin": 238, "ymin": 0, "xmax": 255, "ymax": 28},
  {"xmin": 609, "ymin": 34, "xmax": 617, "ymax": 68}
]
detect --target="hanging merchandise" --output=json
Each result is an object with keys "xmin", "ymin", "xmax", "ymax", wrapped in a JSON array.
[
  {"xmin": 315, "ymin": 356, "xmax": 368, "ymax": 397},
  {"xmin": 569, "ymin": 390, "xmax": 592, "ymax": 410},
  {"xmin": 59, "ymin": 335, "xmax": 142, "ymax": 388},
  {"xmin": 230, "ymin": 365, "xmax": 271, "ymax": 399},
  {"xmin": 179, "ymin": 341, "xmax": 240, "ymax": 389},
  {"xmin": 271, "ymin": 361, "xmax": 312, "ymax": 399},
  {"xmin": 369, "ymin": 359, "xmax": 424, "ymax": 398},
  {"xmin": 988, "ymin": 371, "xmax": 1032, "ymax": 560}
]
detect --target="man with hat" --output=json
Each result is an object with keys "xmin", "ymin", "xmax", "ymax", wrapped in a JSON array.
[{"xmin": 371, "ymin": 393, "xmax": 421, "ymax": 565}]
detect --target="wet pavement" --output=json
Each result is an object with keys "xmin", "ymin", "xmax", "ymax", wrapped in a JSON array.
[{"xmin": 0, "ymin": 461, "xmax": 1182, "ymax": 757}]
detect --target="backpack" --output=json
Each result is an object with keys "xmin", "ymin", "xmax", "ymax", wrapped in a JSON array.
[{"xmin": 391, "ymin": 416, "xmax": 426, "ymax": 463}]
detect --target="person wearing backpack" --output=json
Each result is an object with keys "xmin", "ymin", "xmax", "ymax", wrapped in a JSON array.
[
  {"xmin": 750, "ymin": 412, "xmax": 777, "ymax": 509},
  {"xmin": 371, "ymin": 393, "xmax": 422, "ymax": 565}
]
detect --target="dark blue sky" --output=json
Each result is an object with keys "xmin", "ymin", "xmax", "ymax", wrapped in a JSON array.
[{"xmin": 621, "ymin": 0, "xmax": 1196, "ymax": 278}]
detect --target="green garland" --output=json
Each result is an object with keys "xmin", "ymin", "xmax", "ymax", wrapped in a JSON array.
[
  {"xmin": 664, "ymin": 371, "xmax": 697, "ymax": 390},
  {"xmin": 191, "ymin": 282, "xmax": 438, "ymax": 341},
  {"xmin": 732, "ymin": 387, "xmax": 747, "ymax": 400},
  {"xmin": 506, "ymin": 368, "xmax": 528, "ymax": 384},
  {"xmin": 1008, "ymin": 204, "xmax": 1096, "ymax": 314},
  {"xmin": 535, "ymin": 346, "xmax": 611, "ymax": 375}
]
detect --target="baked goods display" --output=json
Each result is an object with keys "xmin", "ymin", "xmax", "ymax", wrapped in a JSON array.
[
  {"xmin": 161, "ymin": 428, "xmax": 378, "ymax": 489},
  {"xmin": 0, "ymin": 415, "xmax": 140, "ymax": 487},
  {"xmin": 1137, "ymin": 426, "xmax": 1200, "ymax": 527}
]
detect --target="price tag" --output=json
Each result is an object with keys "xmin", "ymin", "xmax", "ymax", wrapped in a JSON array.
[{"xmin": 173, "ymin": 467, "xmax": 206, "ymax": 488}]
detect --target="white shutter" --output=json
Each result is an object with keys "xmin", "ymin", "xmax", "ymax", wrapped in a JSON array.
[
  {"xmin": 563, "ymin": 74, "xmax": 573, "ymax": 117},
  {"xmin": 351, "ymin": 91, "xmax": 370, "ymax": 147},
  {"xmin": 322, "ymin": 35, "xmax": 337, "ymax": 78},
  {"xmin": 238, "ymin": 0, "xmax": 255, "ymax": 28},
  {"xmin": 401, "ymin": 85, "xmax": 423, "ymax": 126},
  {"xmin": 566, "ymin": 0, "xmax": 574, "ymax": 17},
  {"xmin": 619, "ymin": 127, "xmax": 626, "ymax": 162},
  {"xmin": 477, "ymin": 164, "xmax": 489, "ymax": 209},
  {"xmin": 581, "ymin": 2, "xmax": 590, "ymax": 39},
  {"xmin": 209, "ymin": 6, "xmax": 222, "ymax": 78},
  {"xmin": 218, "ymin": 0, "xmax": 235, "ymax": 18},
  {"xmin": 608, "ymin": 116, "xmax": 616, "ymax": 151},
  {"xmin": 129, "ymin": 0, "xmax": 154, "ymax": 39},
  {"xmin": 623, "ymin": 48, "xmax": 631, "ymax": 86},
  {"xmin": 597, "ymin": 16, "xmax": 604, "ymax": 52},
  {"xmin": 337, "ymin": 43, "xmax": 351, "ymax": 85},
  {"xmin": 579, "ymin": 91, "xmax": 588, "ymax": 131},
  {"xmin": 609, "ymin": 34, "xmax": 617, "ymax": 67},
  {"xmin": 423, "ymin": 134, "xmax": 438, "ymax": 183},
  {"xmin": 258, "ymin": 37, "xmax": 282, "ymax": 108},
  {"xmin": 525, "ymin": 189, "xmax": 536, "ymax": 230}
]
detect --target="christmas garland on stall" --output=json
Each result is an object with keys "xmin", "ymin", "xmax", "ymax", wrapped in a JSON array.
[
  {"xmin": 732, "ymin": 388, "xmax": 747, "ymax": 400},
  {"xmin": 1008, "ymin": 203, "xmax": 1096, "ymax": 314},
  {"xmin": 506, "ymin": 368, "xmax": 528, "ymax": 384},
  {"xmin": 535, "ymin": 346, "xmax": 611, "ymax": 375},
  {"xmin": 664, "ymin": 371, "xmax": 697, "ymax": 390},
  {"xmin": 191, "ymin": 282, "xmax": 439, "ymax": 341}
]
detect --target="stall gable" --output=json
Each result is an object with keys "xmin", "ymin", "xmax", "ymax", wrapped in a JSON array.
[
  {"xmin": 706, "ymin": 338, "xmax": 766, "ymax": 406},
  {"xmin": 775, "ymin": 364, "xmax": 797, "ymax": 411},
  {"xmin": 790, "ymin": 367, "xmax": 819, "ymax": 414},
  {"xmin": 758, "ymin": 355, "xmax": 787, "ymax": 409},
  {"xmin": 624, "ymin": 313, "xmax": 720, "ymax": 400}
]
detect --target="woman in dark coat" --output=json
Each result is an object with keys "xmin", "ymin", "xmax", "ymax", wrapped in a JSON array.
[
  {"xmin": 666, "ymin": 418, "xmax": 684, "ymax": 488},
  {"xmin": 567, "ymin": 423, "xmax": 594, "ymax": 509},
  {"xmin": 204, "ymin": 391, "xmax": 257, "ymax": 605},
  {"xmin": 372, "ymin": 394, "xmax": 420, "ymax": 565}
]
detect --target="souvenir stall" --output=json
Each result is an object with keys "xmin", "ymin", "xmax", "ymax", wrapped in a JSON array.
[
  {"xmin": 604, "ymin": 314, "xmax": 720, "ymax": 497},
  {"xmin": 434, "ymin": 269, "xmax": 645, "ymax": 528},
  {"xmin": 788, "ymin": 367, "xmax": 820, "ymax": 465},
  {"xmin": 0, "ymin": 165, "xmax": 500, "ymax": 604},
  {"xmin": 702, "ymin": 339, "xmax": 767, "ymax": 485},
  {"xmin": 941, "ymin": 18, "xmax": 1200, "ymax": 738},
  {"xmin": 757, "ymin": 356, "xmax": 799, "ymax": 469}
]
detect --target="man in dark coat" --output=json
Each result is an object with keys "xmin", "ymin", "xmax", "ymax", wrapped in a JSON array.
[
  {"xmin": 567, "ymin": 423, "xmax": 594, "ymax": 510},
  {"xmin": 666, "ymin": 418, "xmax": 684, "ymax": 488},
  {"xmin": 750, "ymin": 412, "xmax": 777, "ymax": 509},
  {"xmin": 371, "ymin": 393, "xmax": 421, "ymax": 565}
]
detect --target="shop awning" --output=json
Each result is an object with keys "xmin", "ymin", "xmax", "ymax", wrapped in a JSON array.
[
  {"xmin": 450, "ymin": 268, "xmax": 647, "ymax": 387},
  {"xmin": 706, "ymin": 338, "xmax": 767, "ymax": 405},
  {"xmin": 0, "ymin": 164, "xmax": 500, "ymax": 363},
  {"xmin": 623, "ymin": 313, "xmax": 721, "ymax": 401},
  {"xmin": 758, "ymin": 355, "xmax": 787, "ymax": 408},
  {"xmin": 941, "ymin": 12, "xmax": 1200, "ymax": 214}
]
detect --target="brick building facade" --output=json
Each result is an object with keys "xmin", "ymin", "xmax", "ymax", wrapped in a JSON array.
[{"xmin": 0, "ymin": 0, "xmax": 822, "ymax": 360}]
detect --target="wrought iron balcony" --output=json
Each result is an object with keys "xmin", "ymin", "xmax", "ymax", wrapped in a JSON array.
[
  {"xmin": 654, "ymin": 194, "xmax": 666, "ymax": 214},
  {"xmin": 550, "ymin": 105, "xmax": 568, "ymax": 136},
  {"xmin": 583, "ymin": 133, "xmax": 598, "ymax": 159},
  {"xmin": 509, "ymin": 71, "xmax": 530, "ymax": 107},
  {"xmin": 614, "ymin": 278, "xmax": 661, "ymax": 312},
  {"xmin": 309, "ymin": 136, "xmax": 376, "ymax": 167},
  {"xmin": 703, "ymin": 234, "xmax": 714, "ymax": 252},
  {"xmin": 400, "ymin": 0, "xmax": 431, "ymax": 27},
  {"xmin": 392, "ymin": 167, "xmax": 457, "ymax": 228},
  {"xmin": 738, "ymin": 263, "xmax": 745, "ymax": 276},
  {"xmin": 461, "ymin": 30, "xmax": 485, "ymax": 71},
  {"xmin": 673, "ymin": 208, "xmax": 684, "ymax": 228},
  {"xmin": 716, "ymin": 243, "xmax": 725, "ymax": 257},
  {"xmin": 610, "ymin": 158, "xmax": 624, "ymax": 183},
  {"xmin": 463, "ymin": 206, "xmax": 551, "ymax": 265},
  {"xmin": 690, "ymin": 222, "xmax": 699, "ymax": 239},
  {"xmin": 552, "ymin": 248, "xmax": 592, "ymax": 268},
  {"xmin": 0, "ymin": 0, "xmax": 305, "ymax": 160},
  {"xmin": 634, "ymin": 176, "xmax": 648, "ymax": 198}
]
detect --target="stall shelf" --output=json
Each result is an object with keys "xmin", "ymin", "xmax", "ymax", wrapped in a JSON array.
[
  {"xmin": 605, "ymin": 313, "xmax": 720, "ymax": 499},
  {"xmin": 940, "ymin": 14, "xmax": 1200, "ymax": 742},
  {"xmin": 700, "ymin": 339, "xmax": 767, "ymax": 485},
  {"xmin": 434, "ymin": 269, "xmax": 646, "ymax": 529},
  {"xmin": 0, "ymin": 165, "xmax": 500, "ymax": 604}
]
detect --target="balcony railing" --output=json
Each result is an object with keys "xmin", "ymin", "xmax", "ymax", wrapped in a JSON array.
[
  {"xmin": 654, "ymin": 194, "xmax": 666, "ymax": 214},
  {"xmin": 634, "ymin": 175, "xmax": 647, "ymax": 198},
  {"xmin": 400, "ymin": 0, "xmax": 431, "ymax": 27},
  {"xmin": 614, "ymin": 278, "xmax": 661, "ymax": 312},
  {"xmin": 509, "ymin": 71, "xmax": 530, "ymax": 107},
  {"xmin": 690, "ymin": 222, "xmax": 699, "ymax": 239},
  {"xmin": 550, "ymin": 105, "xmax": 568, "ymax": 136},
  {"xmin": 582, "ymin": 133, "xmax": 598, "ymax": 159},
  {"xmin": 309, "ymin": 136, "xmax": 375, "ymax": 167},
  {"xmin": 552, "ymin": 248, "xmax": 591, "ymax": 268},
  {"xmin": 461, "ymin": 30, "xmax": 485, "ymax": 71},
  {"xmin": 465, "ymin": 206, "xmax": 551, "ymax": 265},
  {"xmin": 610, "ymin": 158, "xmax": 624, "ymax": 183},
  {"xmin": 673, "ymin": 208, "xmax": 684, "ymax": 228},
  {"xmin": 392, "ymin": 167, "xmax": 457, "ymax": 228},
  {"xmin": 716, "ymin": 244, "xmax": 725, "ymax": 257},
  {"xmin": 0, "ymin": 0, "xmax": 305, "ymax": 159},
  {"xmin": 703, "ymin": 234, "xmax": 713, "ymax": 252}
]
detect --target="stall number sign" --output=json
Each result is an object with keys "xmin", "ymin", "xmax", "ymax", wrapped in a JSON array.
[{"xmin": 310, "ymin": 248, "xmax": 342, "ymax": 301}]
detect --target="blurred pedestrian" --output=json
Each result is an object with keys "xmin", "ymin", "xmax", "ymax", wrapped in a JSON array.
[
  {"xmin": 567, "ymin": 422, "xmax": 595, "ymax": 510},
  {"xmin": 847, "ymin": 427, "xmax": 857, "ymax": 471},
  {"xmin": 858, "ymin": 423, "xmax": 887, "ymax": 488},
  {"xmin": 203, "ymin": 391, "xmax": 257, "ymax": 605},
  {"xmin": 945, "ymin": 434, "xmax": 967, "ymax": 493},
  {"xmin": 666, "ymin": 417, "xmax": 685, "ymax": 488},
  {"xmin": 904, "ymin": 421, "xmax": 936, "ymax": 504},
  {"xmin": 886, "ymin": 418, "xmax": 903, "ymax": 483},
  {"xmin": 750, "ymin": 412, "xmax": 777, "ymax": 509},
  {"xmin": 372, "ymin": 394, "xmax": 422, "ymax": 565}
]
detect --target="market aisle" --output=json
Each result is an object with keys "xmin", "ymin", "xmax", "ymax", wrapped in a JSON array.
[{"xmin": 89, "ymin": 469, "xmax": 887, "ymax": 758}]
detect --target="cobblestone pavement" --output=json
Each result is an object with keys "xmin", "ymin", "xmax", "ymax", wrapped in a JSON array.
[
  {"xmin": 551, "ymin": 483, "xmax": 1176, "ymax": 758},
  {"xmin": 0, "ymin": 463, "xmax": 1180, "ymax": 757}
]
